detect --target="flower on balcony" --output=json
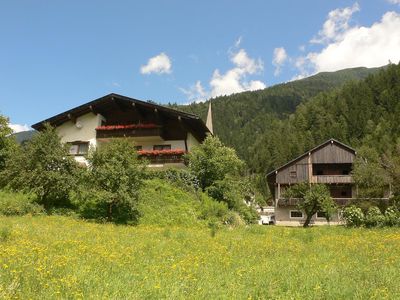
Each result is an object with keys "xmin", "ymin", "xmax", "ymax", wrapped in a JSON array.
[
  {"xmin": 137, "ymin": 149, "xmax": 186, "ymax": 156},
  {"xmin": 96, "ymin": 124, "xmax": 159, "ymax": 131}
]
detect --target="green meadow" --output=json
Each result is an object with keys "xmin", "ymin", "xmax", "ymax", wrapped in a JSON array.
[{"xmin": 1, "ymin": 216, "xmax": 399, "ymax": 299}]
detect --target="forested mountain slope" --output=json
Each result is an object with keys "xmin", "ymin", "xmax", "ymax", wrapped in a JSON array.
[
  {"xmin": 249, "ymin": 63, "xmax": 400, "ymax": 173},
  {"xmin": 177, "ymin": 66, "xmax": 382, "ymax": 171}
]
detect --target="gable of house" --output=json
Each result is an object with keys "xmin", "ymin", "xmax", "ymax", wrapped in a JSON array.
[{"xmin": 31, "ymin": 93, "xmax": 211, "ymax": 167}]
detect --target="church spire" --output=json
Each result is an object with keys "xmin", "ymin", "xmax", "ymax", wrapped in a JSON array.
[{"xmin": 206, "ymin": 101, "xmax": 213, "ymax": 135}]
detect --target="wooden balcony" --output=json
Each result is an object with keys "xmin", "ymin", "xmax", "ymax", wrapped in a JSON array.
[
  {"xmin": 313, "ymin": 175, "xmax": 353, "ymax": 184},
  {"xmin": 96, "ymin": 124, "xmax": 162, "ymax": 139},
  {"xmin": 277, "ymin": 197, "xmax": 353, "ymax": 207},
  {"xmin": 138, "ymin": 149, "xmax": 186, "ymax": 166},
  {"xmin": 277, "ymin": 197, "xmax": 389, "ymax": 207}
]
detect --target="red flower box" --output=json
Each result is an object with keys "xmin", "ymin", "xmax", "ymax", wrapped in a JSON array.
[
  {"xmin": 96, "ymin": 124, "xmax": 159, "ymax": 131},
  {"xmin": 137, "ymin": 149, "xmax": 186, "ymax": 156}
]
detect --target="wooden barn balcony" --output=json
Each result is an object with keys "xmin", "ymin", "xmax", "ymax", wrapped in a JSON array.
[
  {"xmin": 313, "ymin": 175, "xmax": 353, "ymax": 184},
  {"xmin": 277, "ymin": 197, "xmax": 354, "ymax": 207},
  {"xmin": 96, "ymin": 124, "xmax": 162, "ymax": 139}
]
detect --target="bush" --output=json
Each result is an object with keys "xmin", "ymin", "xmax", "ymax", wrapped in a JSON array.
[
  {"xmin": 222, "ymin": 211, "xmax": 245, "ymax": 227},
  {"xmin": 199, "ymin": 196, "xmax": 229, "ymax": 222},
  {"xmin": 384, "ymin": 206, "xmax": 399, "ymax": 227},
  {"xmin": 236, "ymin": 204, "xmax": 260, "ymax": 224},
  {"xmin": 146, "ymin": 169, "xmax": 200, "ymax": 191},
  {"xmin": 0, "ymin": 190, "xmax": 44, "ymax": 216},
  {"xmin": 343, "ymin": 206, "xmax": 364, "ymax": 227},
  {"xmin": 137, "ymin": 179, "xmax": 203, "ymax": 227},
  {"xmin": 205, "ymin": 176, "xmax": 259, "ymax": 224},
  {"xmin": 364, "ymin": 206, "xmax": 385, "ymax": 228}
]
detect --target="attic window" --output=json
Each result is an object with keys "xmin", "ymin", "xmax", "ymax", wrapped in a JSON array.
[
  {"xmin": 289, "ymin": 171, "xmax": 297, "ymax": 178},
  {"xmin": 68, "ymin": 142, "xmax": 89, "ymax": 156}
]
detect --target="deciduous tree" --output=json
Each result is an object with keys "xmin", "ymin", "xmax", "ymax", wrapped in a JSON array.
[
  {"xmin": 285, "ymin": 183, "xmax": 336, "ymax": 227},
  {"xmin": 76, "ymin": 139, "xmax": 146, "ymax": 223},
  {"xmin": 1, "ymin": 123, "xmax": 78, "ymax": 208}
]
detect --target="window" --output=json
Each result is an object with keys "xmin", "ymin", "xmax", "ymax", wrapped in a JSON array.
[
  {"xmin": 68, "ymin": 142, "xmax": 89, "ymax": 155},
  {"xmin": 134, "ymin": 145, "xmax": 143, "ymax": 151},
  {"xmin": 316, "ymin": 211, "xmax": 326, "ymax": 219},
  {"xmin": 153, "ymin": 144, "xmax": 171, "ymax": 150},
  {"xmin": 290, "ymin": 210, "xmax": 303, "ymax": 218},
  {"xmin": 289, "ymin": 171, "xmax": 297, "ymax": 178}
]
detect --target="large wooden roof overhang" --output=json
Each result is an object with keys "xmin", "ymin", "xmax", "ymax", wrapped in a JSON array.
[
  {"xmin": 31, "ymin": 93, "xmax": 211, "ymax": 141},
  {"xmin": 266, "ymin": 138, "xmax": 356, "ymax": 182}
]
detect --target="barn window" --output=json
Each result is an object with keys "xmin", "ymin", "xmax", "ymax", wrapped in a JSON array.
[
  {"xmin": 289, "ymin": 171, "xmax": 297, "ymax": 178},
  {"xmin": 290, "ymin": 210, "xmax": 303, "ymax": 218}
]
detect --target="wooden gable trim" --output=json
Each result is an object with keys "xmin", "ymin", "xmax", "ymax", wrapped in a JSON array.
[{"xmin": 266, "ymin": 139, "xmax": 356, "ymax": 178}]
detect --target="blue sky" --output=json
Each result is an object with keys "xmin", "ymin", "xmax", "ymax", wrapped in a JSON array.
[{"xmin": 1, "ymin": 0, "xmax": 399, "ymax": 131}]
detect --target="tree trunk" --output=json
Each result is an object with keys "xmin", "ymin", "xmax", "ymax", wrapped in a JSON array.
[
  {"xmin": 303, "ymin": 214, "xmax": 313, "ymax": 227},
  {"xmin": 303, "ymin": 205, "xmax": 317, "ymax": 228},
  {"xmin": 108, "ymin": 202, "xmax": 113, "ymax": 222}
]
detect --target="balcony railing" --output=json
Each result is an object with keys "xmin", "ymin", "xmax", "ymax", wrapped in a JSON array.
[
  {"xmin": 138, "ymin": 149, "xmax": 186, "ymax": 165},
  {"xmin": 96, "ymin": 124, "xmax": 162, "ymax": 139},
  {"xmin": 313, "ymin": 175, "xmax": 353, "ymax": 184},
  {"xmin": 277, "ymin": 197, "xmax": 389, "ymax": 207}
]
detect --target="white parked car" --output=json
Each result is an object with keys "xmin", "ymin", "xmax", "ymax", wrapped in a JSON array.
[{"xmin": 259, "ymin": 215, "xmax": 275, "ymax": 225}]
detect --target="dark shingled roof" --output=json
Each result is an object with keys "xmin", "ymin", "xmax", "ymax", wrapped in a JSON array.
[{"xmin": 31, "ymin": 93, "xmax": 211, "ymax": 141}]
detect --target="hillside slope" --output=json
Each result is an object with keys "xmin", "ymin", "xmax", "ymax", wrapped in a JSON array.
[
  {"xmin": 249, "ymin": 62, "xmax": 400, "ymax": 173},
  {"xmin": 177, "ymin": 67, "xmax": 382, "ymax": 167}
]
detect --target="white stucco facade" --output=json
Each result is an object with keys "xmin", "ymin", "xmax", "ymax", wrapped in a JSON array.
[
  {"xmin": 186, "ymin": 133, "xmax": 200, "ymax": 151},
  {"xmin": 55, "ymin": 113, "xmax": 103, "ymax": 146},
  {"xmin": 54, "ymin": 111, "xmax": 202, "ymax": 167}
]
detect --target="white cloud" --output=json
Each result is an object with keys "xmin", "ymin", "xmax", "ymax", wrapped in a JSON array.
[
  {"xmin": 387, "ymin": 0, "xmax": 400, "ymax": 4},
  {"xmin": 179, "ymin": 81, "xmax": 208, "ymax": 103},
  {"xmin": 9, "ymin": 123, "xmax": 30, "ymax": 133},
  {"xmin": 272, "ymin": 47, "xmax": 288, "ymax": 76},
  {"xmin": 210, "ymin": 49, "xmax": 265, "ymax": 97},
  {"xmin": 292, "ymin": 5, "xmax": 400, "ymax": 78},
  {"xmin": 140, "ymin": 52, "xmax": 172, "ymax": 75},
  {"xmin": 180, "ymin": 46, "xmax": 266, "ymax": 102},
  {"xmin": 311, "ymin": 2, "xmax": 360, "ymax": 44},
  {"xmin": 309, "ymin": 11, "xmax": 400, "ymax": 72},
  {"xmin": 231, "ymin": 49, "xmax": 264, "ymax": 74}
]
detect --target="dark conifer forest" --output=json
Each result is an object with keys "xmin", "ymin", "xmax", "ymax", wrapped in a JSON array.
[{"xmin": 177, "ymin": 64, "xmax": 400, "ymax": 174}]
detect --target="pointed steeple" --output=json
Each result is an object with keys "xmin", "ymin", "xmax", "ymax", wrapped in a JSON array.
[{"xmin": 206, "ymin": 101, "xmax": 213, "ymax": 135}]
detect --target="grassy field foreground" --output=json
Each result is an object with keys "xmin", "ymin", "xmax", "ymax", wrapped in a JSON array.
[{"xmin": 1, "ymin": 216, "xmax": 400, "ymax": 299}]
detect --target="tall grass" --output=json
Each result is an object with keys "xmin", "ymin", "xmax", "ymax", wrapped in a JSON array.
[
  {"xmin": 0, "ymin": 190, "xmax": 43, "ymax": 216},
  {"xmin": 0, "ymin": 216, "xmax": 399, "ymax": 299}
]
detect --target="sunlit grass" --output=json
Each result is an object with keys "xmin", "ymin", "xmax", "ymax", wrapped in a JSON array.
[{"xmin": 1, "ymin": 216, "xmax": 399, "ymax": 299}]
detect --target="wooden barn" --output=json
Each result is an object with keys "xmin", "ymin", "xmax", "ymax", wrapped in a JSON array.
[{"xmin": 266, "ymin": 139, "xmax": 388, "ymax": 226}]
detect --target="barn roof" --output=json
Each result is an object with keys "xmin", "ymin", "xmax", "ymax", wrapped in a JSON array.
[{"xmin": 266, "ymin": 138, "xmax": 356, "ymax": 178}]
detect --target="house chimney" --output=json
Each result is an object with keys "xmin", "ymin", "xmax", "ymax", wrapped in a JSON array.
[{"xmin": 206, "ymin": 101, "xmax": 213, "ymax": 134}]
